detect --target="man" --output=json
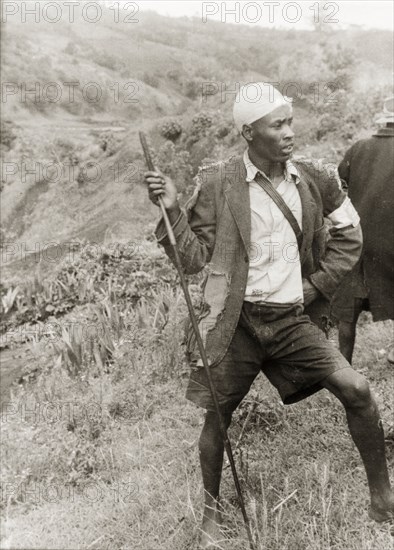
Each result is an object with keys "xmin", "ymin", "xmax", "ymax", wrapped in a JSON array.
[
  {"xmin": 331, "ymin": 97, "xmax": 394, "ymax": 364},
  {"xmin": 145, "ymin": 83, "xmax": 394, "ymax": 548}
]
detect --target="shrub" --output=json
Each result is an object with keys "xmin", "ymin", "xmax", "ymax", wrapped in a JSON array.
[
  {"xmin": 51, "ymin": 137, "xmax": 79, "ymax": 165},
  {"xmin": 98, "ymin": 131, "xmax": 119, "ymax": 156},
  {"xmin": 63, "ymin": 41, "xmax": 80, "ymax": 56},
  {"xmin": 160, "ymin": 121, "xmax": 182, "ymax": 142},
  {"xmin": 166, "ymin": 69, "xmax": 181, "ymax": 82},
  {"xmin": 312, "ymin": 88, "xmax": 385, "ymax": 143},
  {"xmin": 1, "ymin": 120, "xmax": 18, "ymax": 150},
  {"xmin": 93, "ymin": 50, "xmax": 119, "ymax": 71},
  {"xmin": 191, "ymin": 112, "xmax": 213, "ymax": 139},
  {"xmin": 214, "ymin": 123, "xmax": 231, "ymax": 139},
  {"xmin": 143, "ymin": 72, "xmax": 160, "ymax": 88},
  {"xmin": 154, "ymin": 141, "xmax": 193, "ymax": 196},
  {"xmin": 183, "ymin": 79, "xmax": 202, "ymax": 100}
]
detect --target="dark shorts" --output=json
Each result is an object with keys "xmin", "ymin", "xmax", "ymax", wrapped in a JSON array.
[{"xmin": 186, "ymin": 301, "xmax": 351, "ymax": 412}]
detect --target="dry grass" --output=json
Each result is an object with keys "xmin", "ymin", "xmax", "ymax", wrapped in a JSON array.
[{"xmin": 1, "ymin": 307, "xmax": 393, "ymax": 550}]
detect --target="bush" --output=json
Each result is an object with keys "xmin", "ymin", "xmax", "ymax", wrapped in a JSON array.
[
  {"xmin": 312, "ymin": 88, "xmax": 385, "ymax": 143},
  {"xmin": 214, "ymin": 123, "xmax": 231, "ymax": 139},
  {"xmin": 93, "ymin": 50, "xmax": 121, "ymax": 71},
  {"xmin": 160, "ymin": 121, "xmax": 182, "ymax": 142},
  {"xmin": 63, "ymin": 41, "xmax": 80, "ymax": 56},
  {"xmin": 52, "ymin": 138, "xmax": 79, "ymax": 164},
  {"xmin": 1, "ymin": 120, "xmax": 18, "ymax": 149},
  {"xmin": 183, "ymin": 79, "xmax": 202, "ymax": 100},
  {"xmin": 154, "ymin": 141, "xmax": 193, "ymax": 197},
  {"xmin": 143, "ymin": 72, "xmax": 160, "ymax": 88},
  {"xmin": 98, "ymin": 131, "xmax": 119, "ymax": 156},
  {"xmin": 191, "ymin": 112, "xmax": 213, "ymax": 140}
]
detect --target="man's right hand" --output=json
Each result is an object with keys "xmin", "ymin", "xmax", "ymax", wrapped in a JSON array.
[{"xmin": 145, "ymin": 170, "xmax": 179, "ymax": 211}]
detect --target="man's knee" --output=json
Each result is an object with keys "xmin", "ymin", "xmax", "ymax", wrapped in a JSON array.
[
  {"xmin": 339, "ymin": 374, "xmax": 372, "ymax": 408},
  {"xmin": 325, "ymin": 370, "xmax": 372, "ymax": 409},
  {"xmin": 345, "ymin": 376, "xmax": 371, "ymax": 408}
]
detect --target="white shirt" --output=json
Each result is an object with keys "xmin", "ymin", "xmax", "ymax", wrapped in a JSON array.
[{"xmin": 244, "ymin": 150, "xmax": 304, "ymax": 304}]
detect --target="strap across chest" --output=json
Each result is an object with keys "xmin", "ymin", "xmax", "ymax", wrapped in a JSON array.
[{"xmin": 254, "ymin": 172, "xmax": 303, "ymax": 251}]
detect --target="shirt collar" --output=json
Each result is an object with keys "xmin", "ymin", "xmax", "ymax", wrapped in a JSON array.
[{"xmin": 243, "ymin": 149, "xmax": 300, "ymax": 185}]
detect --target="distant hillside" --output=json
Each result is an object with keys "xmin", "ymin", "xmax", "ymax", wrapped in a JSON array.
[
  {"xmin": 1, "ymin": 10, "xmax": 392, "ymax": 281},
  {"xmin": 2, "ymin": 10, "xmax": 392, "ymax": 122}
]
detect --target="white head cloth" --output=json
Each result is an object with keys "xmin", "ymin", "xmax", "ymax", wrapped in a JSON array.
[{"xmin": 233, "ymin": 82, "xmax": 292, "ymax": 133}]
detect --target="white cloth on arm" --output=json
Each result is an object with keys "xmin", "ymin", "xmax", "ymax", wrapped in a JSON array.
[
  {"xmin": 328, "ymin": 196, "xmax": 360, "ymax": 228},
  {"xmin": 243, "ymin": 150, "xmax": 304, "ymax": 304}
]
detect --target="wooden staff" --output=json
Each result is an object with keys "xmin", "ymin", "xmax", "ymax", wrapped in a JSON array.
[{"xmin": 139, "ymin": 131, "xmax": 256, "ymax": 550}]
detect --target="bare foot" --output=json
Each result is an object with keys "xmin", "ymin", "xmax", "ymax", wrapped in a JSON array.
[
  {"xmin": 199, "ymin": 502, "xmax": 224, "ymax": 549},
  {"xmin": 369, "ymin": 493, "xmax": 394, "ymax": 522}
]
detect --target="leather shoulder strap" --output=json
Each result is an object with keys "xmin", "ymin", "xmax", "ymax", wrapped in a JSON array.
[{"xmin": 254, "ymin": 172, "xmax": 303, "ymax": 250}]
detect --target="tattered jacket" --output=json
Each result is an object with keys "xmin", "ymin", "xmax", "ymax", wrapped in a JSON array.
[{"xmin": 155, "ymin": 155, "xmax": 362, "ymax": 367}]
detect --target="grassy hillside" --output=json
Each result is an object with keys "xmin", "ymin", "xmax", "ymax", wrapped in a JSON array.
[{"xmin": 1, "ymin": 10, "xmax": 393, "ymax": 282}]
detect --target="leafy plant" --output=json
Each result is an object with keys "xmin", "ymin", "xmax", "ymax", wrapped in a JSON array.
[
  {"xmin": 191, "ymin": 112, "xmax": 213, "ymax": 140},
  {"xmin": 160, "ymin": 121, "xmax": 182, "ymax": 142},
  {"xmin": 1, "ymin": 120, "xmax": 18, "ymax": 150},
  {"xmin": 155, "ymin": 141, "xmax": 193, "ymax": 196},
  {"xmin": 1, "ymin": 286, "xmax": 20, "ymax": 315}
]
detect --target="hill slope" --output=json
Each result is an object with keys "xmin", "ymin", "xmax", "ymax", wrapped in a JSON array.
[{"xmin": 1, "ymin": 10, "xmax": 392, "ymax": 281}]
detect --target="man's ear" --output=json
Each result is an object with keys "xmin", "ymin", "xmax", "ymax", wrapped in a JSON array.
[{"xmin": 242, "ymin": 124, "xmax": 253, "ymax": 142}]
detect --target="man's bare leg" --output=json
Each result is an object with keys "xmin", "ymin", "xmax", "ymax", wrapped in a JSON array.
[
  {"xmin": 338, "ymin": 301, "xmax": 363, "ymax": 364},
  {"xmin": 199, "ymin": 410, "xmax": 232, "ymax": 548},
  {"xmin": 322, "ymin": 368, "xmax": 394, "ymax": 520},
  {"xmin": 338, "ymin": 320, "xmax": 357, "ymax": 364}
]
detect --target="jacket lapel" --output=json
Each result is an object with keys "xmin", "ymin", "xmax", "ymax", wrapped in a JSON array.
[
  {"xmin": 224, "ymin": 156, "xmax": 251, "ymax": 256},
  {"xmin": 223, "ymin": 155, "xmax": 316, "ymax": 264}
]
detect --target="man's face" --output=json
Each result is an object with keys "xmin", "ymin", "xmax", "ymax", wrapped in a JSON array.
[{"xmin": 244, "ymin": 104, "xmax": 295, "ymax": 162}]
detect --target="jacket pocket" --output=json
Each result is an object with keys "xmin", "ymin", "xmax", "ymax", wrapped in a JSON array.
[{"xmin": 184, "ymin": 302, "xmax": 211, "ymax": 366}]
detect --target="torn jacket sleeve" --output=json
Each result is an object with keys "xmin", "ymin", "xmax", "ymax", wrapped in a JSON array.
[
  {"xmin": 309, "ymin": 164, "xmax": 363, "ymax": 300},
  {"xmin": 154, "ymin": 170, "xmax": 217, "ymax": 274}
]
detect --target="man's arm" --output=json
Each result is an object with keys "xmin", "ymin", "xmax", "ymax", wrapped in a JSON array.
[
  {"xmin": 149, "ymin": 167, "xmax": 217, "ymax": 274},
  {"xmin": 306, "ymin": 161, "xmax": 363, "ymax": 301}
]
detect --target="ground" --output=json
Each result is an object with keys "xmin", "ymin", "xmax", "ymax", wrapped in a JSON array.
[{"xmin": 1, "ymin": 314, "xmax": 393, "ymax": 549}]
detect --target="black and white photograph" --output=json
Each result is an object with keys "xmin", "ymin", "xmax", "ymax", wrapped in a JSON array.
[{"xmin": 1, "ymin": 1, "xmax": 393, "ymax": 548}]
